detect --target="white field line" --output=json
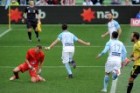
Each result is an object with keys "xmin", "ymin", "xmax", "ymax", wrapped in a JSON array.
[
  {"xmin": 0, "ymin": 29, "xmax": 12, "ymax": 38},
  {"xmin": 0, "ymin": 65, "xmax": 104, "ymax": 69},
  {"xmin": 110, "ymin": 79, "xmax": 118, "ymax": 93},
  {"xmin": 0, "ymin": 45, "xmax": 133, "ymax": 48}
]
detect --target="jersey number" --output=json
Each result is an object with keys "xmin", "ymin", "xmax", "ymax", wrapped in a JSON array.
[{"xmin": 112, "ymin": 44, "xmax": 121, "ymax": 52}]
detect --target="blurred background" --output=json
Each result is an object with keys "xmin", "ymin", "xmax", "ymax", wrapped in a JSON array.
[{"xmin": 0, "ymin": 0, "xmax": 140, "ymax": 6}]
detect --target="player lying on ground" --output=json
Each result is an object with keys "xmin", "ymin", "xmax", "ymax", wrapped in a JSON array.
[
  {"xmin": 9, "ymin": 45, "xmax": 45, "ymax": 83},
  {"xmin": 45, "ymin": 24, "xmax": 90, "ymax": 78},
  {"xmin": 97, "ymin": 31, "xmax": 127, "ymax": 93}
]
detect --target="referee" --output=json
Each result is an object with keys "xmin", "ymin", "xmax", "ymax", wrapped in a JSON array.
[{"xmin": 22, "ymin": 0, "xmax": 40, "ymax": 42}]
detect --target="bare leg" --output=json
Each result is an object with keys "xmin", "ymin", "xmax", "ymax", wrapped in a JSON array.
[{"xmin": 9, "ymin": 67, "xmax": 20, "ymax": 80}]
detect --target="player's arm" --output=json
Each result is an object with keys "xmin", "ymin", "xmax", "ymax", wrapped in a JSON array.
[
  {"xmin": 38, "ymin": 61, "xmax": 43, "ymax": 70},
  {"xmin": 117, "ymin": 28, "xmax": 122, "ymax": 38},
  {"xmin": 22, "ymin": 7, "xmax": 27, "ymax": 23},
  {"xmin": 121, "ymin": 44, "xmax": 131, "ymax": 67},
  {"xmin": 96, "ymin": 42, "xmax": 110, "ymax": 59},
  {"xmin": 45, "ymin": 39, "xmax": 60, "ymax": 50},
  {"xmin": 36, "ymin": 9, "xmax": 40, "ymax": 21},
  {"xmin": 131, "ymin": 56, "xmax": 140, "ymax": 61},
  {"xmin": 38, "ymin": 54, "xmax": 45, "ymax": 73},
  {"xmin": 38, "ymin": 61, "xmax": 44, "ymax": 73},
  {"xmin": 25, "ymin": 51, "xmax": 34, "ymax": 69},
  {"xmin": 45, "ymin": 33, "xmax": 62, "ymax": 50},
  {"xmin": 25, "ymin": 59, "xmax": 33, "ymax": 69},
  {"xmin": 122, "ymin": 44, "xmax": 127, "ymax": 62},
  {"xmin": 77, "ymin": 39, "xmax": 90, "ymax": 46},
  {"xmin": 101, "ymin": 31, "xmax": 109, "ymax": 38},
  {"xmin": 131, "ymin": 55, "xmax": 140, "ymax": 62},
  {"xmin": 131, "ymin": 45, "xmax": 140, "ymax": 61},
  {"xmin": 115, "ymin": 21, "xmax": 122, "ymax": 38},
  {"xmin": 73, "ymin": 34, "xmax": 90, "ymax": 46}
]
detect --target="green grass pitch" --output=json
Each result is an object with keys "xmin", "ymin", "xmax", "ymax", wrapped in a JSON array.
[{"xmin": 0, "ymin": 24, "xmax": 140, "ymax": 93}]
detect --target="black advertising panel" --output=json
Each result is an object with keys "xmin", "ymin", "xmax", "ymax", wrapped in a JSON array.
[
  {"xmin": 0, "ymin": 6, "xmax": 140, "ymax": 24},
  {"xmin": 0, "ymin": 6, "xmax": 9, "ymax": 24}
]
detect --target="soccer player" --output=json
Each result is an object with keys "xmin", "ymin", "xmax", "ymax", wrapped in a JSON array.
[
  {"xmin": 127, "ymin": 32, "xmax": 140, "ymax": 93},
  {"xmin": 45, "ymin": 24, "xmax": 90, "ymax": 78},
  {"xmin": 22, "ymin": 0, "xmax": 40, "ymax": 42},
  {"xmin": 101, "ymin": 12, "xmax": 122, "ymax": 39},
  {"xmin": 9, "ymin": 45, "xmax": 45, "ymax": 83},
  {"xmin": 97, "ymin": 31, "xmax": 127, "ymax": 92}
]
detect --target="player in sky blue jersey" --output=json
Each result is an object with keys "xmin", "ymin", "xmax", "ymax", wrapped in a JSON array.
[
  {"xmin": 97, "ymin": 31, "xmax": 127, "ymax": 92},
  {"xmin": 45, "ymin": 24, "xmax": 90, "ymax": 78},
  {"xmin": 101, "ymin": 12, "xmax": 122, "ymax": 39}
]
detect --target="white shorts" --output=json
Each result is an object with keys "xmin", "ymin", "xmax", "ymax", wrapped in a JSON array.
[
  {"xmin": 105, "ymin": 59, "xmax": 121, "ymax": 74},
  {"xmin": 62, "ymin": 52, "xmax": 74, "ymax": 64}
]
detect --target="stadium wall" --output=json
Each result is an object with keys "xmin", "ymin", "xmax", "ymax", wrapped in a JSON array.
[{"xmin": 0, "ymin": 6, "xmax": 139, "ymax": 24}]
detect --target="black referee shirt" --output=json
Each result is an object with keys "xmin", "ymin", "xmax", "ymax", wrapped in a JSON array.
[{"xmin": 24, "ymin": 6, "xmax": 39, "ymax": 20}]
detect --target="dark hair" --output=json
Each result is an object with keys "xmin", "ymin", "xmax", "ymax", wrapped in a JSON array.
[
  {"xmin": 112, "ymin": 31, "xmax": 118, "ymax": 39},
  {"xmin": 36, "ymin": 45, "xmax": 42, "ymax": 49},
  {"xmin": 133, "ymin": 32, "xmax": 140, "ymax": 40},
  {"xmin": 62, "ymin": 24, "xmax": 68, "ymax": 30}
]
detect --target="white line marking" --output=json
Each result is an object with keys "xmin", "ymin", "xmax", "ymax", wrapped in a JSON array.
[
  {"xmin": 0, "ymin": 66, "xmax": 104, "ymax": 69},
  {"xmin": 0, "ymin": 29, "xmax": 12, "ymax": 38},
  {"xmin": 0, "ymin": 46, "xmax": 133, "ymax": 48},
  {"xmin": 110, "ymin": 79, "xmax": 118, "ymax": 93}
]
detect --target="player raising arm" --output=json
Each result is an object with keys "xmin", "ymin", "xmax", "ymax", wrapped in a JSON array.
[
  {"xmin": 101, "ymin": 12, "xmax": 122, "ymax": 39},
  {"xmin": 45, "ymin": 24, "xmax": 90, "ymax": 78},
  {"xmin": 97, "ymin": 31, "xmax": 127, "ymax": 92},
  {"xmin": 9, "ymin": 45, "xmax": 45, "ymax": 83}
]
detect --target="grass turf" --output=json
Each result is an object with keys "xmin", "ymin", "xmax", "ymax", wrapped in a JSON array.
[{"xmin": 0, "ymin": 24, "xmax": 139, "ymax": 93}]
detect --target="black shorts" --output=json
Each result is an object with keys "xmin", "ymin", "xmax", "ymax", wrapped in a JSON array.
[
  {"xmin": 26, "ymin": 19, "xmax": 37, "ymax": 29},
  {"xmin": 130, "ymin": 65, "xmax": 140, "ymax": 78}
]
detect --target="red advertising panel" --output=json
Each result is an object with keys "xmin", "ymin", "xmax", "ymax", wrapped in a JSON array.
[{"xmin": 130, "ymin": 18, "xmax": 140, "ymax": 27}]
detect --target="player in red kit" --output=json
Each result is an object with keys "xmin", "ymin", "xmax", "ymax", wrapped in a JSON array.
[{"xmin": 9, "ymin": 45, "xmax": 45, "ymax": 83}]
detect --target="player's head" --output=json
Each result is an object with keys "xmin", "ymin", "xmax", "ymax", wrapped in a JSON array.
[
  {"xmin": 112, "ymin": 31, "xmax": 118, "ymax": 39},
  {"xmin": 35, "ymin": 45, "xmax": 42, "ymax": 53},
  {"xmin": 131, "ymin": 32, "xmax": 140, "ymax": 42},
  {"xmin": 29, "ymin": 0, "xmax": 35, "ymax": 6},
  {"xmin": 62, "ymin": 24, "xmax": 68, "ymax": 31},
  {"xmin": 106, "ymin": 12, "xmax": 113, "ymax": 21}
]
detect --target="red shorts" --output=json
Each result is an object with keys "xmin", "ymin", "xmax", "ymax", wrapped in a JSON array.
[{"xmin": 18, "ymin": 62, "xmax": 38, "ymax": 78}]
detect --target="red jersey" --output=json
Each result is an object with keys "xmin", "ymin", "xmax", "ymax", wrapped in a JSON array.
[{"xmin": 26, "ymin": 48, "xmax": 45, "ymax": 67}]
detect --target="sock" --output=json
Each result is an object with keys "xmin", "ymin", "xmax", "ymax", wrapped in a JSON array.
[
  {"xmin": 71, "ymin": 60, "xmax": 75, "ymax": 64},
  {"xmin": 103, "ymin": 75, "xmax": 109, "ymax": 90},
  {"xmin": 28, "ymin": 32, "xmax": 32, "ymax": 40},
  {"xmin": 112, "ymin": 72, "xmax": 118, "ymax": 80},
  {"xmin": 64, "ymin": 63, "xmax": 72, "ymax": 75},
  {"xmin": 35, "ymin": 31, "xmax": 39, "ymax": 38},
  {"xmin": 13, "ymin": 72, "xmax": 19, "ymax": 79},
  {"xmin": 127, "ymin": 82, "xmax": 133, "ymax": 93}
]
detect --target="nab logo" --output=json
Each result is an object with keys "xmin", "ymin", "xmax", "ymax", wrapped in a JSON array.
[
  {"xmin": 96, "ymin": 9, "xmax": 119, "ymax": 19},
  {"xmin": 23, "ymin": 9, "xmax": 46, "ymax": 19},
  {"xmin": 38, "ymin": 9, "xmax": 46, "ymax": 19},
  {"xmin": 130, "ymin": 18, "xmax": 140, "ymax": 27},
  {"xmin": 81, "ymin": 8, "xmax": 119, "ymax": 22}
]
